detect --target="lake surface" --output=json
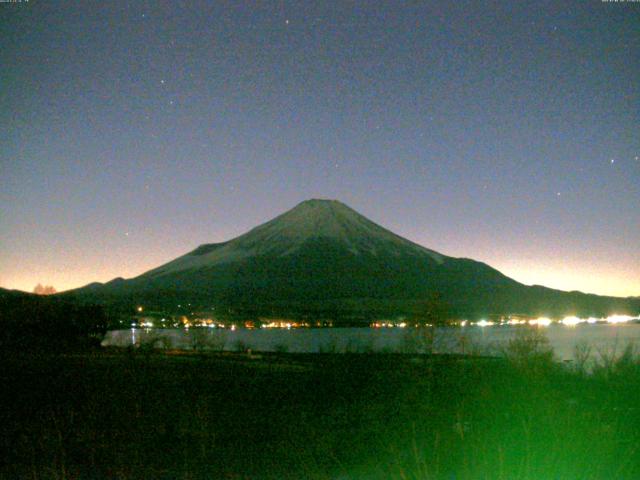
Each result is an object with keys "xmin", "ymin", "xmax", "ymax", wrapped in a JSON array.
[{"xmin": 102, "ymin": 323, "xmax": 640, "ymax": 361}]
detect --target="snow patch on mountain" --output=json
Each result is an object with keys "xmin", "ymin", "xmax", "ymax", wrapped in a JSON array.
[{"xmin": 139, "ymin": 199, "xmax": 445, "ymax": 278}]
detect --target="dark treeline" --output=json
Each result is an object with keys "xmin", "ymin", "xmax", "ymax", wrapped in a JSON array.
[
  {"xmin": 64, "ymin": 290, "xmax": 455, "ymax": 328},
  {"xmin": 62, "ymin": 277, "xmax": 640, "ymax": 326},
  {"xmin": 0, "ymin": 290, "xmax": 107, "ymax": 350}
]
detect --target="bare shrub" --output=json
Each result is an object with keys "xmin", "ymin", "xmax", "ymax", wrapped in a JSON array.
[
  {"xmin": 353, "ymin": 338, "xmax": 375, "ymax": 353},
  {"xmin": 207, "ymin": 330, "xmax": 227, "ymax": 351},
  {"xmin": 189, "ymin": 328, "xmax": 209, "ymax": 352},
  {"xmin": 188, "ymin": 328, "xmax": 226, "ymax": 352},
  {"xmin": 572, "ymin": 340, "xmax": 592, "ymax": 374},
  {"xmin": 433, "ymin": 327, "xmax": 463, "ymax": 354},
  {"xmin": 344, "ymin": 338, "xmax": 359, "ymax": 353},
  {"xmin": 455, "ymin": 331, "xmax": 491, "ymax": 356},
  {"xmin": 151, "ymin": 335, "xmax": 173, "ymax": 350},
  {"xmin": 593, "ymin": 341, "xmax": 639, "ymax": 378},
  {"xmin": 343, "ymin": 337, "xmax": 375, "ymax": 353},
  {"xmin": 401, "ymin": 326, "xmax": 435, "ymax": 354},
  {"xmin": 137, "ymin": 330, "xmax": 170, "ymax": 353},
  {"xmin": 319, "ymin": 333, "xmax": 339, "ymax": 353},
  {"xmin": 499, "ymin": 327, "xmax": 554, "ymax": 372},
  {"xmin": 615, "ymin": 342, "xmax": 639, "ymax": 371},
  {"xmin": 233, "ymin": 339, "xmax": 250, "ymax": 353}
]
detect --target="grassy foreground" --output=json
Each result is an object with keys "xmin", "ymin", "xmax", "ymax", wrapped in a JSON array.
[{"xmin": 1, "ymin": 337, "xmax": 639, "ymax": 479}]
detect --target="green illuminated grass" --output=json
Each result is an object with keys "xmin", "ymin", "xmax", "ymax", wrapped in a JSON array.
[{"xmin": 1, "ymin": 341, "xmax": 638, "ymax": 479}]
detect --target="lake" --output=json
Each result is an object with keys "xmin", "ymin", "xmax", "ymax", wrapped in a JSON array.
[{"xmin": 102, "ymin": 322, "xmax": 640, "ymax": 361}]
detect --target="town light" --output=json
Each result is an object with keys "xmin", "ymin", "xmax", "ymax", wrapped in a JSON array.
[
  {"xmin": 530, "ymin": 317, "xmax": 552, "ymax": 327},
  {"xmin": 561, "ymin": 316, "xmax": 582, "ymax": 326},
  {"xmin": 606, "ymin": 314, "xmax": 634, "ymax": 324},
  {"xmin": 476, "ymin": 319, "xmax": 494, "ymax": 327}
]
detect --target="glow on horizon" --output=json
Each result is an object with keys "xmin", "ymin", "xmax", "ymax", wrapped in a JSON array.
[
  {"xmin": 495, "ymin": 264, "xmax": 639, "ymax": 298},
  {"xmin": 406, "ymin": 230, "xmax": 640, "ymax": 299},
  {"xmin": 2, "ymin": 221, "xmax": 639, "ymax": 297},
  {"xmin": 1, "ymin": 261, "xmax": 639, "ymax": 298}
]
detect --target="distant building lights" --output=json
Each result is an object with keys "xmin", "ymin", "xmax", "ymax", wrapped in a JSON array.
[
  {"xmin": 530, "ymin": 317, "xmax": 552, "ymax": 327},
  {"xmin": 606, "ymin": 314, "xmax": 634, "ymax": 324},
  {"xmin": 539, "ymin": 318, "xmax": 552, "ymax": 326},
  {"xmin": 476, "ymin": 320, "xmax": 494, "ymax": 327},
  {"xmin": 561, "ymin": 316, "xmax": 582, "ymax": 326},
  {"xmin": 507, "ymin": 319, "xmax": 526, "ymax": 325}
]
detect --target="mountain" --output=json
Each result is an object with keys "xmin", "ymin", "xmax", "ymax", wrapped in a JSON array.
[
  {"xmin": 64, "ymin": 199, "xmax": 640, "ymax": 321},
  {"xmin": 0, "ymin": 287, "xmax": 35, "ymax": 300}
]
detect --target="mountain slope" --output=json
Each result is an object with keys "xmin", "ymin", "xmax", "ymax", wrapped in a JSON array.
[
  {"xmin": 140, "ymin": 199, "xmax": 445, "ymax": 278},
  {"xmin": 65, "ymin": 199, "xmax": 640, "ymax": 320}
]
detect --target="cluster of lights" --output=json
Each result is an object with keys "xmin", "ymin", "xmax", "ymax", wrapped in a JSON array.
[
  {"xmin": 506, "ymin": 319, "xmax": 528, "ymax": 325},
  {"xmin": 128, "ymin": 305, "xmax": 638, "ymax": 330},
  {"xmin": 606, "ymin": 314, "xmax": 636, "ymax": 324},
  {"xmin": 371, "ymin": 322, "xmax": 407, "ymax": 328},
  {"xmin": 529, "ymin": 317, "xmax": 552, "ymax": 327},
  {"xmin": 262, "ymin": 322, "xmax": 292, "ymax": 329},
  {"xmin": 468, "ymin": 314, "xmax": 638, "ymax": 328},
  {"xmin": 476, "ymin": 320, "xmax": 495, "ymax": 327},
  {"xmin": 261, "ymin": 321, "xmax": 311, "ymax": 329}
]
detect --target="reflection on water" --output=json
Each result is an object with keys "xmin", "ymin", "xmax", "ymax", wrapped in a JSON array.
[{"xmin": 102, "ymin": 323, "xmax": 640, "ymax": 361}]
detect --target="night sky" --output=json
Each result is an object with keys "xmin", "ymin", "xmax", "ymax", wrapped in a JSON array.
[{"xmin": 1, "ymin": 1, "xmax": 638, "ymax": 296}]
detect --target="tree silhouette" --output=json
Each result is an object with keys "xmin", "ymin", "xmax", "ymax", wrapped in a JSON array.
[{"xmin": 33, "ymin": 283, "xmax": 56, "ymax": 295}]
